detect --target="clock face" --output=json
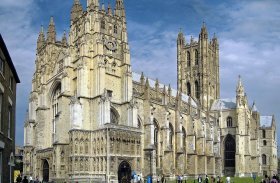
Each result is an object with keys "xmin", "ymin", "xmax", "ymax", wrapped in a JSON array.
[{"xmin": 105, "ymin": 40, "xmax": 117, "ymax": 51}]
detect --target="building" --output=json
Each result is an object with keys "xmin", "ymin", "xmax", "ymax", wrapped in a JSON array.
[
  {"xmin": 0, "ymin": 34, "xmax": 20, "ymax": 183},
  {"xmin": 23, "ymin": 0, "xmax": 277, "ymax": 182}
]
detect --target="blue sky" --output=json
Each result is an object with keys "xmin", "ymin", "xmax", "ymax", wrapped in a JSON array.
[{"xmin": 0, "ymin": 0, "xmax": 280, "ymax": 146}]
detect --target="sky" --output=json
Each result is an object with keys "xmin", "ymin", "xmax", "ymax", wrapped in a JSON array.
[{"xmin": 0, "ymin": 0, "xmax": 280, "ymax": 146}]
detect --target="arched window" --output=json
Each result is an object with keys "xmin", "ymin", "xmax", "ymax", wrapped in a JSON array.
[
  {"xmin": 52, "ymin": 84, "xmax": 61, "ymax": 119},
  {"xmin": 263, "ymin": 140, "xmax": 267, "ymax": 146},
  {"xmin": 154, "ymin": 119, "xmax": 159, "ymax": 167},
  {"xmin": 262, "ymin": 154, "xmax": 267, "ymax": 165},
  {"xmin": 195, "ymin": 49, "xmax": 199, "ymax": 65},
  {"xmin": 110, "ymin": 108, "xmax": 119, "ymax": 124},
  {"xmin": 137, "ymin": 118, "xmax": 142, "ymax": 129},
  {"xmin": 195, "ymin": 81, "xmax": 200, "ymax": 99},
  {"xmin": 187, "ymin": 82, "xmax": 191, "ymax": 96},
  {"xmin": 227, "ymin": 117, "xmax": 233, "ymax": 127},
  {"xmin": 52, "ymin": 83, "xmax": 61, "ymax": 143},
  {"xmin": 187, "ymin": 51, "xmax": 191, "ymax": 67},
  {"xmin": 224, "ymin": 135, "xmax": 235, "ymax": 167},
  {"xmin": 114, "ymin": 25, "xmax": 118, "ymax": 34},
  {"xmin": 169, "ymin": 123, "xmax": 174, "ymax": 148},
  {"xmin": 154, "ymin": 120, "xmax": 159, "ymax": 145},
  {"xmin": 101, "ymin": 20, "xmax": 106, "ymax": 29},
  {"xmin": 182, "ymin": 126, "xmax": 187, "ymax": 151},
  {"xmin": 262, "ymin": 130, "xmax": 266, "ymax": 138}
]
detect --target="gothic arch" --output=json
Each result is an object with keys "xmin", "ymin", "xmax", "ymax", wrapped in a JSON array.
[
  {"xmin": 195, "ymin": 81, "xmax": 200, "ymax": 99},
  {"xmin": 118, "ymin": 161, "xmax": 132, "ymax": 183},
  {"xmin": 42, "ymin": 159, "xmax": 50, "ymax": 182},
  {"xmin": 187, "ymin": 82, "xmax": 191, "ymax": 96},
  {"xmin": 48, "ymin": 80, "xmax": 62, "ymax": 100},
  {"xmin": 187, "ymin": 51, "xmax": 191, "ymax": 66},
  {"xmin": 169, "ymin": 123, "xmax": 174, "ymax": 148},
  {"xmin": 110, "ymin": 107, "xmax": 119, "ymax": 124},
  {"xmin": 224, "ymin": 134, "xmax": 236, "ymax": 168},
  {"xmin": 182, "ymin": 126, "xmax": 187, "ymax": 151}
]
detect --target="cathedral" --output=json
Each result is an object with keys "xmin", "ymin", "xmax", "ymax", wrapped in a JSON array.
[{"xmin": 23, "ymin": 0, "xmax": 278, "ymax": 182}]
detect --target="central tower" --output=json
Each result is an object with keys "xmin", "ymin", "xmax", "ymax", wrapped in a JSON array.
[{"xmin": 177, "ymin": 24, "xmax": 220, "ymax": 110}]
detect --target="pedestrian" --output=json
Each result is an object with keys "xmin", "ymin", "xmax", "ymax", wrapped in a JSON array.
[
  {"xmin": 161, "ymin": 175, "xmax": 166, "ymax": 183},
  {"xmin": 177, "ymin": 175, "xmax": 180, "ymax": 183},
  {"xmin": 198, "ymin": 175, "xmax": 202, "ymax": 183},
  {"xmin": 157, "ymin": 175, "xmax": 160, "ymax": 183},
  {"xmin": 23, "ymin": 176, "xmax": 29, "ymax": 183},
  {"xmin": 226, "ymin": 177, "xmax": 230, "ymax": 183},
  {"xmin": 217, "ymin": 176, "xmax": 221, "ymax": 183},
  {"xmin": 34, "ymin": 176, "xmax": 40, "ymax": 183},
  {"xmin": 180, "ymin": 175, "xmax": 183, "ymax": 183},
  {"xmin": 205, "ymin": 175, "xmax": 209, "ymax": 183},
  {"xmin": 16, "ymin": 174, "xmax": 22, "ymax": 183}
]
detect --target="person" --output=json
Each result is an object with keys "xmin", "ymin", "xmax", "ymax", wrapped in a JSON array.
[
  {"xmin": 205, "ymin": 175, "xmax": 209, "ymax": 183},
  {"xmin": 226, "ymin": 176, "xmax": 230, "ymax": 183},
  {"xmin": 16, "ymin": 174, "xmax": 22, "ymax": 183},
  {"xmin": 177, "ymin": 175, "xmax": 180, "ymax": 183},
  {"xmin": 217, "ymin": 176, "xmax": 221, "ymax": 183},
  {"xmin": 34, "ymin": 177, "xmax": 40, "ymax": 183},
  {"xmin": 137, "ymin": 174, "xmax": 142, "ymax": 183},
  {"xmin": 270, "ymin": 175, "xmax": 277, "ymax": 183},
  {"xmin": 23, "ymin": 176, "xmax": 29, "ymax": 183},
  {"xmin": 29, "ymin": 176, "xmax": 33, "ymax": 183},
  {"xmin": 161, "ymin": 175, "xmax": 166, "ymax": 183},
  {"xmin": 157, "ymin": 175, "xmax": 160, "ymax": 183},
  {"xmin": 198, "ymin": 175, "xmax": 202, "ymax": 183}
]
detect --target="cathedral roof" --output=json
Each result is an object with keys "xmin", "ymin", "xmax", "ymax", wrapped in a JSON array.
[
  {"xmin": 260, "ymin": 116, "xmax": 273, "ymax": 128},
  {"xmin": 132, "ymin": 72, "xmax": 197, "ymax": 107},
  {"xmin": 210, "ymin": 98, "xmax": 236, "ymax": 111}
]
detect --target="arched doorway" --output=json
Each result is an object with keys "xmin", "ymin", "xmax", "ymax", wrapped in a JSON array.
[
  {"xmin": 118, "ymin": 161, "xmax": 131, "ymax": 183},
  {"xmin": 224, "ymin": 135, "xmax": 236, "ymax": 176},
  {"xmin": 42, "ymin": 160, "xmax": 49, "ymax": 182}
]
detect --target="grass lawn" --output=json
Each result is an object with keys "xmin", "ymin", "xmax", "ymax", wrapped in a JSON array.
[{"xmin": 166, "ymin": 177, "xmax": 262, "ymax": 183}]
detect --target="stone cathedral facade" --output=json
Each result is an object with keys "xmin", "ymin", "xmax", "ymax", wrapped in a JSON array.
[{"xmin": 23, "ymin": 0, "xmax": 278, "ymax": 182}]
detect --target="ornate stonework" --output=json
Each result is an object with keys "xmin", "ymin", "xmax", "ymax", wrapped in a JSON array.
[{"xmin": 23, "ymin": 0, "xmax": 277, "ymax": 182}]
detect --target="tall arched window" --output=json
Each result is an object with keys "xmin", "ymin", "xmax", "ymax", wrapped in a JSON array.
[
  {"xmin": 195, "ymin": 50, "xmax": 199, "ymax": 65},
  {"xmin": 262, "ymin": 154, "xmax": 267, "ymax": 165},
  {"xmin": 110, "ymin": 108, "xmax": 119, "ymax": 124},
  {"xmin": 52, "ymin": 84, "xmax": 61, "ymax": 143},
  {"xmin": 101, "ymin": 20, "xmax": 106, "ymax": 29},
  {"xmin": 154, "ymin": 119, "xmax": 159, "ymax": 167},
  {"xmin": 154, "ymin": 120, "xmax": 159, "ymax": 145},
  {"xmin": 182, "ymin": 126, "xmax": 187, "ymax": 151},
  {"xmin": 263, "ymin": 140, "xmax": 267, "ymax": 146},
  {"xmin": 224, "ymin": 135, "xmax": 235, "ymax": 167},
  {"xmin": 227, "ymin": 117, "xmax": 233, "ymax": 127},
  {"xmin": 169, "ymin": 123, "xmax": 174, "ymax": 148},
  {"xmin": 52, "ymin": 84, "xmax": 61, "ymax": 119},
  {"xmin": 195, "ymin": 81, "xmax": 200, "ymax": 99},
  {"xmin": 187, "ymin": 51, "xmax": 191, "ymax": 67},
  {"xmin": 114, "ymin": 25, "xmax": 118, "ymax": 34},
  {"xmin": 187, "ymin": 82, "xmax": 191, "ymax": 96},
  {"xmin": 262, "ymin": 130, "xmax": 266, "ymax": 138}
]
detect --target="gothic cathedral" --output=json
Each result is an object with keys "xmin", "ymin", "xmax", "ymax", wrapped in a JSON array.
[{"xmin": 23, "ymin": 0, "xmax": 277, "ymax": 182}]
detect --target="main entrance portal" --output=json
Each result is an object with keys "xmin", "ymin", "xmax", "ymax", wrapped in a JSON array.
[
  {"xmin": 118, "ymin": 161, "xmax": 131, "ymax": 183},
  {"xmin": 224, "ymin": 135, "xmax": 236, "ymax": 176},
  {"xmin": 42, "ymin": 160, "xmax": 49, "ymax": 182}
]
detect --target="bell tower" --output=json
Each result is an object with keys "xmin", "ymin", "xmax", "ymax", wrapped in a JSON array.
[{"xmin": 177, "ymin": 23, "xmax": 220, "ymax": 110}]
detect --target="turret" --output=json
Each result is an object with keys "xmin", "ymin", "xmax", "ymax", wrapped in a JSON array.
[
  {"xmin": 252, "ymin": 101, "xmax": 260, "ymax": 121},
  {"xmin": 61, "ymin": 31, "xmax": 68, "ymax": 47},
  {"xmin": 199, "ymin": 22, "xmax": 208, "ymax": 40},
  {"xmin": 47, "ymin": 17, "xmax": 56, "ymax": 43},
  {"xmin": 87, "ymin": 0, "xmax": 99, "ymax": 11},
  {"xmin": 37, "ymin": 26, "xmax": 45, "ymax": 51},
  {"xmin": 236, "ymin": 75, "xmax": 245, "ymax": 108},
  {"xmin": 115, "ymin": 0, "xmax": 126, "ymax": 18},
  {"xmin": 71, "ymin": 0, "xmax": 83, "ymax": 22},
  {"xmin": 177, "ymin": 30, "xmax": 185, "ymax": 47}
]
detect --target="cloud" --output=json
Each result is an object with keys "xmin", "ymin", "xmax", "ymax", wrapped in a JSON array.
[{"xmin": 0, "ymin": 0, "xmax": 38, "ymax": 145}]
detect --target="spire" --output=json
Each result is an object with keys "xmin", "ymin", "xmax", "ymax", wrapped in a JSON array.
[
  {"xmin": 236, "ymin": 75, "xmax": 244, "ymax": 96},
  {"xmin": 47, "ymin": 17, "xmax": 56, "ymax": 43},
  {"xmin": 87, "ymin": 0, "xmax": 99, "ymax": 11},
  {"xmin": 177, "ymin": 29, "xmax": 185, "ymax": 46},
  {"xmin": 140, "ymin": 72, "xmax": 145, "ymax": 86},
  {"xmin": 62, "ymin": 31, "xmax": 68, "ymax": 46},
  {"xmin": 199, "ymin": 21, "xmax": 208, "ymax": 40},
  {"xmin": 115, "ymin": 0, "xmax": 126, "ymax": 18},
  {"xmin": 71, "ymin": 0, "xmax": 83, "ymax": 22},
  {"xmin": 252, "ymin": 101, "xmax": 258, "ymax": 112},
  {"xmin": 37, "ymin": 25, "xmax": 45, "ymax": 50},
  {"xmin": 108, "ymin": 3, "xmax": 112, "ymax": 15}
]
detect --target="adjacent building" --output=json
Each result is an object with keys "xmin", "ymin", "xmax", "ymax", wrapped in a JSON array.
[
  {"xmin": 23, "ymin": 0, "xmax": 277, "ymax": 182},
  {"xmin": 0, "ymin": 34, "xmax": 20, "ymax": 183}
]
